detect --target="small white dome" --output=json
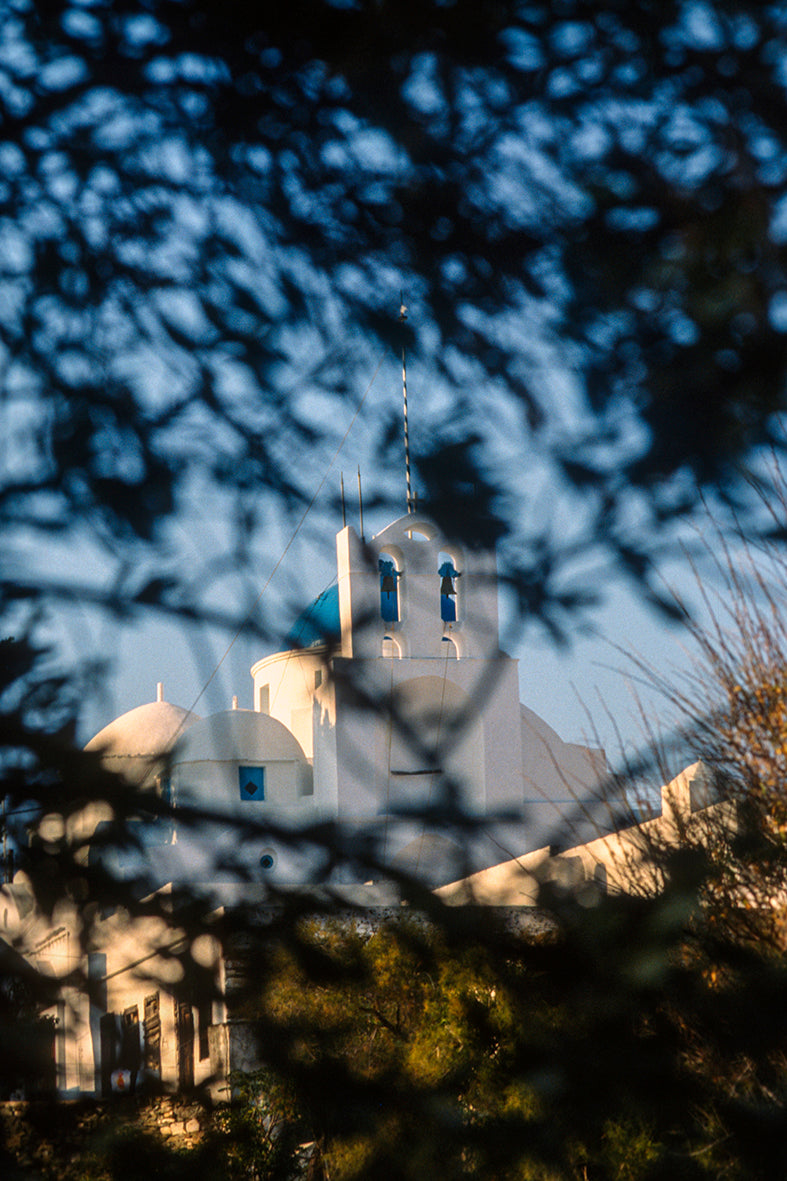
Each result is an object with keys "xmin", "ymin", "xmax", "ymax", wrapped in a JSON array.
[{"xmin": 173, "ymin": 709, "xmax": 308, "ymax": 766}]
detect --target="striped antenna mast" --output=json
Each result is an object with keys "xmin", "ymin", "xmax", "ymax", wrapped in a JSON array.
[{"xmin": 399, "ymin": 295, "xmax": 413, "ymax": 513}]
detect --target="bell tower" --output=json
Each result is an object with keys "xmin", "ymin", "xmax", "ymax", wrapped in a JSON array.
[{"xmin": 336, "ymin": 514, "xmax": 500, "ymax": 660}]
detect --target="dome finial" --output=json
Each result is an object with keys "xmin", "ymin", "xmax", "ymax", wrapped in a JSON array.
[{"xmin": 156, "ymin": 681, "xmax": 164, "ymax": 702}]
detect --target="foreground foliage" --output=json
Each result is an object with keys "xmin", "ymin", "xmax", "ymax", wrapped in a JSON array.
[
  {"xmin": 226, "ymin": 873, "xmax": 787, "ymax": 1181},
  {"xmin": 6, "ymin": 5, "xmax": 787, "ymax": 1176}
]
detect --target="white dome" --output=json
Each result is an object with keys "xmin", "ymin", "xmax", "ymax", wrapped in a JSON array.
[
  {"xmin": 86, "ymin": 699, "xmax": 199, "ymax": 759},
  {"xmin": 84, "ymin": 698, "xmax": 200, "ymax": 792},
  {"xmin": 173, "ymin": 709, "xmax": 308, "ymax": 766}
]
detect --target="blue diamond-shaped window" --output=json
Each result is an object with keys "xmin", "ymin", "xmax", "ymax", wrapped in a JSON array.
[{"xmin": 239, "ymin": 765, "xmax": 265, "ymax": 801}]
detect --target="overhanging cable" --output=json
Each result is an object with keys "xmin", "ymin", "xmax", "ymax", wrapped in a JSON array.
[{"xmin": 184, "ymin": 349, "xmax": 386, "ymax": 721}]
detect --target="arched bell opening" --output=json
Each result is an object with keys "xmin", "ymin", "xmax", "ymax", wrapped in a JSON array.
[
  {"xmin": 382, "ymin": 634, "xmax": 402, "ymax": 659},
  {"xmin": 379, "ymin": 550, "xmax": 401, "ymax": 623},
  {"xmin": 440, "ymin": 635, "xmax": 458, "ymax": 659},
  {"xmin": 438, "ymin": 551, "xmax": 461, "ymax": 623}
]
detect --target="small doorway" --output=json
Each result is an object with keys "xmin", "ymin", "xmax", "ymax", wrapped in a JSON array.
[{"xmin": 176, "ymin": 1000, "xmax": 195, "ymax": 1089}]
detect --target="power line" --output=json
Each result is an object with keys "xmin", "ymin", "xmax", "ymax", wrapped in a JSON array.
[{"xmin": 182, "ymin": 348, "xmax": 386, "ymax": 723}]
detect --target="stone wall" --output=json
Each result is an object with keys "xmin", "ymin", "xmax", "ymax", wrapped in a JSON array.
[
  {"xmin": 0, "ymin": 1095, "xmax": 213, "ymax": 1179},
  {"xmin": 131, "ymin": 1094, "xmax": 208, "ymax": 1145}
]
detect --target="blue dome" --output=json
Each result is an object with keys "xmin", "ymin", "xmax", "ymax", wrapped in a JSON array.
[{"xmin": 288, "ymin": 584, "xmax": 341, "ymax": 647}]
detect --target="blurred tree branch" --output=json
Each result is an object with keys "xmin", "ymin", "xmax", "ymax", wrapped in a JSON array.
[{"xmin": 3, "ymin": 1, "xmax": 787, "ymax": 590}]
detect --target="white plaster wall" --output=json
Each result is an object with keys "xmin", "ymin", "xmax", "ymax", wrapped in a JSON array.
[
  {"xmin": 312, "ymin": 688, "xmax": 340, "ymax": 817},
  {"xmin": 437, "ymin": 762, "xmax": 727, "ymax": 906},
  {"xmin": 519, "ymin": 704, "xmax": 607, "ymax": 848},
  {"xmin": 329, "ymin": 656, "xmax": 495, "ymax": 821},
  {"xmin": 321, "ymin": 652, "xmax": 536, "ymax": 879},
  {"xmin": 250, "ymin": 647, "xmax": 331, "ymax": 759},
  {"xmin": 175, "ymin": 758, "xmax": 308, "ymax": 813}
]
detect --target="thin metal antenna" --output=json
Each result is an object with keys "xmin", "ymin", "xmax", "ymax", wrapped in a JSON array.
[
  {"xmin": 399, "ymin": 295, "xmax": 413, "ymax": 514},
  {"xmin": 340, "ymin": 471, "xmax": 347, "ymax": 528},
  {"xmin": 357, "ymin": 466, "xmax": 365, "ymax": 540}
]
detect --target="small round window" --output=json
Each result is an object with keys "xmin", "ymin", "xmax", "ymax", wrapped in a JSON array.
[{"xmin": 259, "ymin": 851, "xmax": 276, "ymax": 871}]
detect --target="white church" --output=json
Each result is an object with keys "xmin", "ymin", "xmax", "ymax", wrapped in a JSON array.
[
  {"xmin": 83, "ymin": 508, "xmax": 608, "ymax": 892},
  {"xmin": 1, "ymin": 505, "xmax": 719, "ymax": 1099}
]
